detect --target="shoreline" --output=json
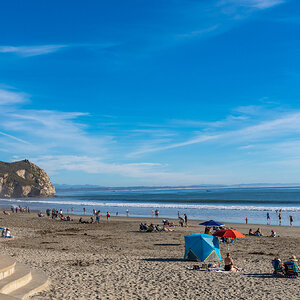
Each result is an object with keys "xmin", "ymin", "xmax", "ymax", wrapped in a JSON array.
[{"xmin": 1, "ymin": 205, "xmax": 299, "ymax": 227}]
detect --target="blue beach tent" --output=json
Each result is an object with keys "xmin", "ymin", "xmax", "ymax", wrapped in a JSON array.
[{"xmin": 184, "ymin": 233, "xmax": 221, "ymax": 262}]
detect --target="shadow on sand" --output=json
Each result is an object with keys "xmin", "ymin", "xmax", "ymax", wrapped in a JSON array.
[
  {"xmin": 245, "ymin": 273, "xmax": 275, "ymax": 278},
  {"xmin": 154, "ymin": 243, "xmax": 181, "ymax": 246},
  {"xmin": 142, "ymin": 258, "xmax": 184, "ymax": 262}
]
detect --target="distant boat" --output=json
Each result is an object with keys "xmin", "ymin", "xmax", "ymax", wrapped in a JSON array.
[{"xmin": 206, "ymin": 190, "xmax": 211, "ymax": 192}]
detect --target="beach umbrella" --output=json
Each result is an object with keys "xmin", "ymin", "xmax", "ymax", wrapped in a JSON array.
[
  {"xmin": 213, "ymin": 229, "xmax": 245, "ymax": 250},
  {"xmin": 199, "ymin": 220, "xmax": 224, "ymax": 227},
  {"xmin": 213, "ymin": 229, "xmax": 245, "ymax": 238}
]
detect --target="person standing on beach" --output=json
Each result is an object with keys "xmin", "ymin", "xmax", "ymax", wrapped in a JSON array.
[
  {"xmin": 83, "ymin": 207, "xmax": 86, "ymax": 215},
  {"xmin": 245, "ymin": 217, "xmax": 248, "ymax": 224},
  {"xmin": 151, "ymin": 210, "xmax": 154, "ymax": 218},
  {"xmin": 267, "ymin": 212, "xmax": 270, "ymax": 225},
  {"xmin": 96, "ymin": 211, "xmax": 100, "ymax": 223},
  {"xmin": 184, "ymin": 214, "xmax": 188, "ymax": 226},
  {"xmin": 126, "ymin": 209, "xmax": 129, "ymax": 217},
  {"xmin": 290, "ymin": 215, "xmax": 293, "ymax": 227},
  {"xmin": 106, "ymin": 211, "xmax": 110, "ymax": 222}
]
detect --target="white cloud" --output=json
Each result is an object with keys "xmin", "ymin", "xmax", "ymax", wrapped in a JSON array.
[
  {"xmin": 0, "ymin": 89, "xmax": 28, "ymax": 105},
  {"xmin": 0, "ymin": 45, "xmax": 67, "ymax": 57},
  {"xmin": 31, "ymin": 155, "xmax": 220, "ymax": 185}
]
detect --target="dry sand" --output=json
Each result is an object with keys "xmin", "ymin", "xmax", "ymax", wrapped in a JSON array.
[{"xmin": 0, "ymin": 212, "xmax": 299, "ymax": 299}]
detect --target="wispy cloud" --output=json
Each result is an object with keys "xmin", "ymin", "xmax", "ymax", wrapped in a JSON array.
[
  {"xmin": 177, "ymin": 25, "xmax": 220, "ymax": 39},
  {"xmin": 240, "ymin": 0, "xmax": 285, "ymax": 9},
  {"xmin": 0, "ymin": 45, "xmax": 67, "ymax": 57},
  {"xmin": 0, "ymin": 130, "xmax": 30, "ymax": 144},
  {"xmin": 219, "ymin": 0, "xmax": 285, "ymax": 9},
  {"xmin": 0, "ymin": 88, "xmax": 28, "ymax": 105},
  {"xmin": 129, "ymin": 109, "xmax": 300, "ymax": 156},
  {"xmin": 0, "ymin": 88, "xmax": 111, "ymax": 157},
  {"xmin": 31, "ymin": 155, "xmax": 220, "ymax": 185}
]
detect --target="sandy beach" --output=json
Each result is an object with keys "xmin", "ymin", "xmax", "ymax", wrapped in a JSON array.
[{"xmin": 0, "ymin": 212, "xmax": 299, "ymax": 300}]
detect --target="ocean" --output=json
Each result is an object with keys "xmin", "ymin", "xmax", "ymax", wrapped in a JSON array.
[{"xmin": 1, "ymin": 187, "xmax": 300, "ymax": 226}]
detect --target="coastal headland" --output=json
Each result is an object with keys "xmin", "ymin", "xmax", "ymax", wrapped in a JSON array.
[{"xmin": 0, "ymin": 212, "xmax": 299, "ymax": 299}]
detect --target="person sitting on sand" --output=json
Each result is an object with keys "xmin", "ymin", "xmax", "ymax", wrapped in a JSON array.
[
  {"xmin": 249, "ymin": 229, "xmax": 255, "ymax": 235},
  {"xmin": 179, "ymin": 217, "xmax": 184, "ymax": 227},
  {"xmin": 1, "ymin": 228, "xmax": 6, "ymax": 237},
  {"xmin": 147, "ymin": 224, "xmax": 154, "ymax": 232},
  {"xmin": 254, "ymin": 228, "xmax": 263, "ymax": 236},
  {"xmin": 3, "ymin": 210, "xmax": 9, "ymax": 215},
  {"xmin": 270, "ymin": 230, "xmax": 276, "ymax": 237},
  {"xmin": 272, "ymin": 257, "xmax": 284, "ymax": 275},
  {"xmin": 224, "ymin": 253, "xmax": 240, "ymax": 272},
  {"xmin": 5, "ymin": 228, "xmax": 11, "ymax": 238},
  {"xmin": 156, "ymin": 224, "xmax": 163, "ymax": 232},
  {"xmin": 204, "ymin": 226, "xmax": 212, "ymax": 235},
  {"xmin": 38, "ymin": 212, "xmax": 44, "ymax": 217},
  {"xmin": 139, "ymin": 223, "xmax": 144, "ymax": 231},
  {"xmin": 284, "ymin": 256, "xmax": 300, "ymax": 276}
]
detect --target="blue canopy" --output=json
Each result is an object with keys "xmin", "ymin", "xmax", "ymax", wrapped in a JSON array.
[
  {"xmin": 184, "ymin": 233, "xmax": 221, "ymax": 262},
  {"xmin": 199, "ymin": 220, "xmax": 224, "ymax": 227}
]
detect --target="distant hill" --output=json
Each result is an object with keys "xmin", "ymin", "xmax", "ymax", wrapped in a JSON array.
[{"xmin": 0, "ymin": 159, "xmax": 55, "ymax": 198}]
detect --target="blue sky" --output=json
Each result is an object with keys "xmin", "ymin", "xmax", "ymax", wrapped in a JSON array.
[{"xmin": 1, "ymin": 0, "xmax": 300, "ymax": 186}]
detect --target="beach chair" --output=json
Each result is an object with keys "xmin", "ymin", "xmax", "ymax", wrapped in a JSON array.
[{"xmin": 284, "ymin": 262, "xmax": 300, "ymax": 278}]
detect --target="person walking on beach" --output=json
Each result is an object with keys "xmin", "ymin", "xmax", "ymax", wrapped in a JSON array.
[
  {"xmin": 290, "ymin": 215, "xmax": 293, "ymax": 227},
  {"xmin": 106, "ymin": 211, "xmax": 110, "ymax": 222},
  {"xmin": 155, "ymin": 209, "xmax": 159, "ymax": 217},
  {"xmin": 267, "ymin": 212, "xmax": 270, "ymax": 225},
  {"xmin": 152, "ymin": 210, "xmax": 154, "ymax": 218},
  {"xmin": 278, "ymin": 212, "xmax": 282, "ymax": 226},
  {"xmin": 83, "ymin": 207, "xmax": 86, "ymax": 215}
]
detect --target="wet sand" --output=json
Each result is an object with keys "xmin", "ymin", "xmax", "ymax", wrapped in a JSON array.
[{"xmin": 0, "ymin": 212, "xmax": 299, "ymax": 299}]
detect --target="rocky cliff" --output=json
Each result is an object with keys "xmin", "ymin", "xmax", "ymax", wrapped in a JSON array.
[{"xmin": 0, "ymin": 159, "xmax": 55, "ymax": 198}]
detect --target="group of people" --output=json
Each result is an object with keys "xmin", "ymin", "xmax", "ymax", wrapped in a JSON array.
[
  {"xmin": 45, "ymin": 208, "xmax": 73, "ymax": 222},
  {"xmin": 178, "ymin": 213, "xmax": 188, "ymax": 227},
  {"xmin": 10, "ymin": 205, "xmax": 30, "ymax": 213},
  {"xmin": 272, "ymin": 255, "xmax": 299, "ymax": 277},
  {"xmin": 151, "ymin": 209, "xmax": 159, "ymax": 218},
  {"xmin": 140, "ymin": 219, "xmax": 175, "ymax": 232},
  {"xmin": 248, "ymin": 228, "xmax": 263, "ymax": 236},
  {"xmin": 245, "ymin": 211, "xmax": 294, "ymax": 226},
  {"xmin": 274, "ymin": 210, "xmax": 294, "ymax": 226}
]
